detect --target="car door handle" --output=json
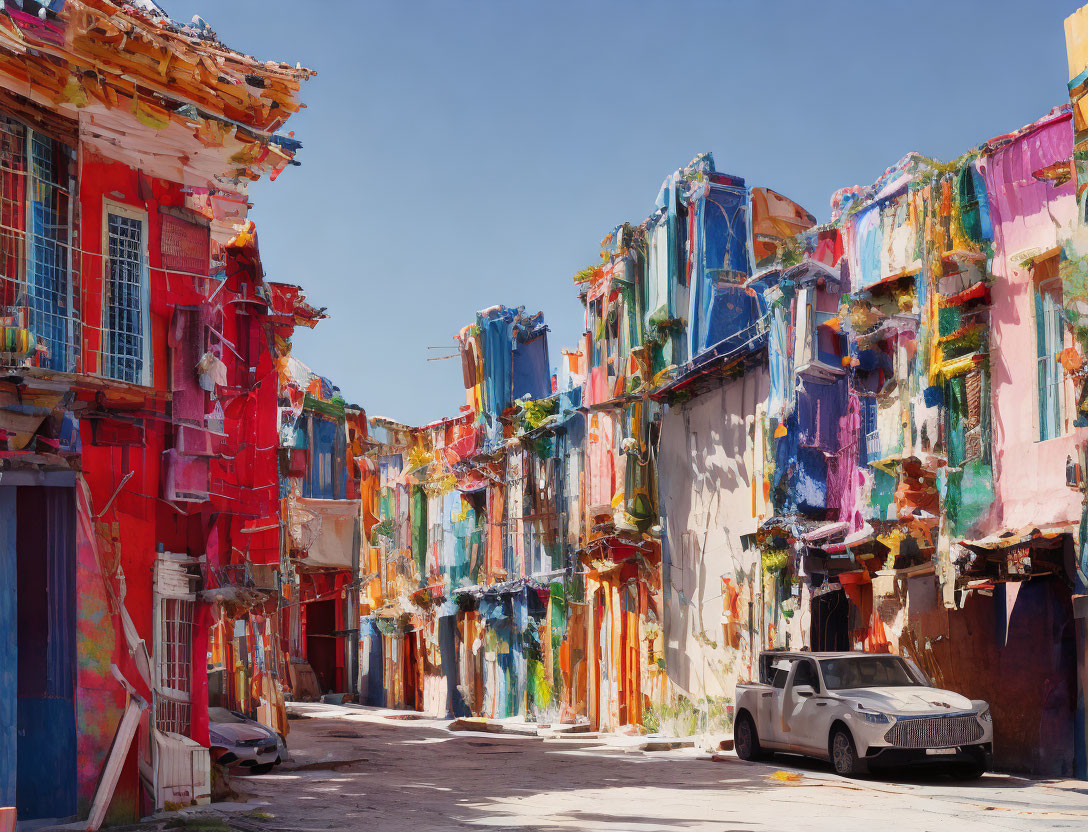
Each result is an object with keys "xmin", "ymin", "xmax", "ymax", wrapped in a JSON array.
[{"xmin": 816, "ymin": 702, "xmax": 828, "ymax": 707}]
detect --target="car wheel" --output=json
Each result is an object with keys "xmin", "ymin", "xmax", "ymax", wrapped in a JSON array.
[
  {"xmin": 830, "ymin": 727, "xmax": 866, "ymax": 777},
  {"xmin": 734, "ymin": 712, "xmax": 765, "ymax": 762},
  {"xmin": 249, "ymin": 763, "xmax": 275, "ymax": 775}
]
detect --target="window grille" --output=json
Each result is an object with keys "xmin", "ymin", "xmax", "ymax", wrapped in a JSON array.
[
  {"xmin": 155, "ymin": 555, "xmax": 196, "ymax": 737},
  {"xmin": 156, "ymin": 595, "xmax": 194, "ymax": 735},
  {"xmin": 0, "ymin": 113, "xmax": 79, "ymax": 373},
  {"xmin": 28, "ymin": 133, "xmax": 74, "ymax": 371},
  {"xmin": 104, "ymin": 211, "xmax": 147, "ymax": 384},
  {"xmin": 159, "ymin": 596, "xmax": 194, "ymax": 698},
  {"xmin": 0, "ymin": 114, "xmax": 26, "ymax": 314},
  {"xmin": 155, "ymin": 695, "xmax": 192, "ymax": 738}
]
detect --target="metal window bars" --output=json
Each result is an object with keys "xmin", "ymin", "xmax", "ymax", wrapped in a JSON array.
[
  {"xmin": 104, "ymin": 211, "xmax": 147, "ymax": 384},
  {"xmin": 155, "ymin": 693, "xmax": 192, "ymax": 738},
  {"xmin": 159, "ymin": 596, "xmax": 194, "ymax": 698},
  {"xmin": 156, "ymin": 595, "xmax": 194, "ymax": 736},
  {"xmin": 29, "ymin": 133, "xmax": 76, "ymax": 371},
  {"xmin": 0, "ymin": 113, "xmax": 80, "ymax": 374}
]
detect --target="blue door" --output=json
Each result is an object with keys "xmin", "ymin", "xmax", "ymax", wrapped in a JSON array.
[{"xmin": 10, "ymin": 486, "xmax": 77, "ymax": 820}]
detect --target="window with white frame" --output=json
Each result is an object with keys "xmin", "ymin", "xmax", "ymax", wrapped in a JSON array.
[
  {"xmin": 155, "ymin": 587, "xmax": 195, "ymax": 736},
  {"xmin": 159, "ymin": 597, "xmax": 194, "ymax": 695},
  {"xmin": 1035, "ymin": 257, "xmax": 1065, "ymax": 441},
  {"xmin": 103, "ymin": 205, "xmax": 149, "ymax": 384}
]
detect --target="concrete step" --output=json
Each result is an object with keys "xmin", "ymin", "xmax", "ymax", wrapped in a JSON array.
[
  {"xmin": 447, "ymin": 718, "xmax": 505, "ymax": 733},
  {"xmin": 638, "ymin": 738, "xmax": 695, "ymax": 752}
]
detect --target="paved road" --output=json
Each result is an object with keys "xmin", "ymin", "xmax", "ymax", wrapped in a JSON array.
[{"xmin": 208, "ymin": 704, "xmax": 1088, "ymax": 832}]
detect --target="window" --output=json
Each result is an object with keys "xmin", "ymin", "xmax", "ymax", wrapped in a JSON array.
[
  {"xmin": 793, "ymin": 659, "xmax": 820, "ymax": 692},
  {"xmin": 29, "ymin": 133, "xmax": 74, "ymax": 371},
  {"xmin": 860, "ymin": 396, "xmax": 879, "ymax": 463},
  {"xmin": 0, "ymin": 114, "xmax": 77, "ymax": 372},
  {"xmin": 159, "ymin": 597, "xmax": 194, "ymax": 700},
  {"xmin": 103, "ymin": 205, "xmax": 149, "ymax": 385},
  {"xmin": 154, "ymin": 557, "xmax": 195, "ymax": 736},
  {"xmin": 304, "ymin": 414, "xmax": 341, "ymax": 499},
  {"xmin": 771, "ymin": 660, "xmax": 793, "ymax": 689},
  {"xmin": 1035, "ymin": 261, "xmax": 1065, "ymax": 441},
  {"xmin": 818, "ymin": 656, "xmax": 925, "ymax": 690}
]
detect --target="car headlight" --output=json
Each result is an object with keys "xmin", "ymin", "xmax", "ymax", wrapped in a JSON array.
[
  {"xmin": 978, "ymin": 707, "xmax": 992, "ymax": 724},
  {"xmin": 857, "ymin": 708, "xmax": 890, "ymax": 724},
  {"xmin": 209, "ymin": 730, "xmax": 229, "ymax": 746}
]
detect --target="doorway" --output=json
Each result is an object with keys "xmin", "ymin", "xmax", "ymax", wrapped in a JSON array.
[
  {"xmin": 810, "ymin": 586, "xmax": 850, "ymax": 652},
  {"xmin": 0, "ymin": 485, "xmax": 77, "ymax": 820},
  {"xmin": 305, "ymin": 598, "xmax": 337, "ymax": 692}
]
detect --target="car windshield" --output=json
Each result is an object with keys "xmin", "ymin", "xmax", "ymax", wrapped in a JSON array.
[
  {"xmin": 819, "ymin": 656, "xmax": 926, "ymax": 690},
  {"xmin": 208, "ymin": 707, "xmax": 247, "ymax": 724}
]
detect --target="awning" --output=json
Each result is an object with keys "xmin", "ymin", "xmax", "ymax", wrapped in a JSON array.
[
  {"xmin": 958, "ymin": 524, "xmax": 1075, "ymax": 552},
  {"xmin": 287, "ymin": 496, "xmax": 361, "ymax": 569},
  {"xmin": 800, "ymin": 521, "xmax": 850, "ymax": 544}
]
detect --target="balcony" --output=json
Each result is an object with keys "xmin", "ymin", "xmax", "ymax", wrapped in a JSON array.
[
  {"xmin": 865, "ymin": 426, "xmax": 904, "ymax": 465},
  {"xmin": 1, "ymin": 112, "xmax": 151, "ymax": 389}
]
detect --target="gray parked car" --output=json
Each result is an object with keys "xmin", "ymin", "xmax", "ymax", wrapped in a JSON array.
[
  {"xmin": 734, "ymin": 651, "xmax": 993, "ymax": 778},
  {"xmin": 208, "ymin": 707, "xmax": 286, "ymax": 775}
]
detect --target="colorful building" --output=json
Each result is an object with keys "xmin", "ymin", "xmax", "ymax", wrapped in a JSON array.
[
  {"xmin": 8, "ymin": 7, "xmax": 1088, "ymax": 825},
  {"xmin": 341, "ymin": 98, "xmax": 1088, "ymax": 778},
  {"xmin": 0, "ymin": 1, "xmax": 312, "ymax": 824}
]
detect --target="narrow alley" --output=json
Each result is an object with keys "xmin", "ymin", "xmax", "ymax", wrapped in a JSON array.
[
  {"xmin": 163, "ymin": 704, "xmax": 1088, "ymax": 832},
  {"xmin": 8, "ymin": 2, "xmax": 1088, "ymax": 829}
]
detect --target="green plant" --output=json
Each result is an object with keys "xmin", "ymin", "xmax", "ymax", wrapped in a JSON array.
[
  {"xmin": 642, "ymin": 694, "xmax": 734, "ymax": 737},
  {"xmin": 761, "ymin": 548, "xmax": 789, "ymax": 575}
]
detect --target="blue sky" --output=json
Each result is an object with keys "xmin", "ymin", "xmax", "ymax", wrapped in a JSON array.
[{"xmin": 166, "ymin": 0, "xmax": 1078, "ymax": 425}]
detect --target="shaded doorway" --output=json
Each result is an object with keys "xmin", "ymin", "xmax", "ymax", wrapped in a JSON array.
[
  {"xmin": 305, "ymin": 599, "xmax": 337, "ymax": 692},
  {"xmin": 0, "ymin": 485, "xmax": 77, "ymax": 820},
  {"xmin": 810, "ymin": 586, "xmax": 850, "ymax": 652}
]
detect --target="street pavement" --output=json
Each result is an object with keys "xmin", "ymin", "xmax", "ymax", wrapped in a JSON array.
[{"xmin": 161, "ymin": 703, "xmax": 1088, "ymax": 832}]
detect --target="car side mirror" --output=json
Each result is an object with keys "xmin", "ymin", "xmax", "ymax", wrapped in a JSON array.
[{"xmin": 793, "ymin": 684, "xmax": 815, "ymax": 698}]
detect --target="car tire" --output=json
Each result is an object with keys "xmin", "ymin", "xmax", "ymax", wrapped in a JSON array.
[
  {"xmin": 734, "ymin": 712, "xmax": 765, "ymax": 762},
  {"xmin": 249, "ymin": 763, "xmax": 275, "ymax": 775},
  {"xmin": 830, "ymin": 727, "xmax": 866, "ymax": 777}
]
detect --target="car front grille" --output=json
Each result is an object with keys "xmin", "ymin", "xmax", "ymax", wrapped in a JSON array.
[
  {"xmin": 884, "ymin": 715, "xmax": 984, "ymax": 748},
  {"xmin": 239, "ymin": 737, "xmax": 277, "ymax": 749}
]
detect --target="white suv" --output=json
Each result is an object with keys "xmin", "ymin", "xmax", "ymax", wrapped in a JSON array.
[{"xmin": 734, "ymin": 651, "xmax": 993, "ymax": 778}]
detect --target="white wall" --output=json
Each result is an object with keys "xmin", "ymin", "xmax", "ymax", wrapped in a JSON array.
[{"xmin": 658, "ymin": 366, "xmax": 770, "ymax": 700}]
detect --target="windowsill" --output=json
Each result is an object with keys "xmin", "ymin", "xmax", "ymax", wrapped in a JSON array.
[
  {"xmin": 1035, "ymin": 433, "xmax": 1073, "ymax": 444},
  {"xmin": 3, "ymin": 365, "xmax": 166, "ymax": 396}
]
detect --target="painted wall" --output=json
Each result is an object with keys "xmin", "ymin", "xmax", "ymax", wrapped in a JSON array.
[
  {"xmin": 983, "ymin": 111, "xmax": 1088, "ymax": 533},
  {"xmin": 658, "ymin": 367, "xmax": 775, "ymax": 699}
]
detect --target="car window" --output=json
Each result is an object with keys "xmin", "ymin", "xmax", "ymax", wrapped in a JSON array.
[
  {"xmin": 793, "ymin": 659, "xmax": 820, "ymax": 691},
  {"xmin": 771, "ymin": 662, "xmax": 792, "ymax": 689},
  {"xmin": 819, "ymin": 656, "xmax": 924, "ymax": 690},
  {"xmin": 208, "ymin": 707, "xmax": 246, "ymax": 723}
]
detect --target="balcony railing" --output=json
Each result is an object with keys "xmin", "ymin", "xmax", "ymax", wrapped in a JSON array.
[{"xmin": 1, "ymin": 110, "xmax": 151, "ymax": 387}]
